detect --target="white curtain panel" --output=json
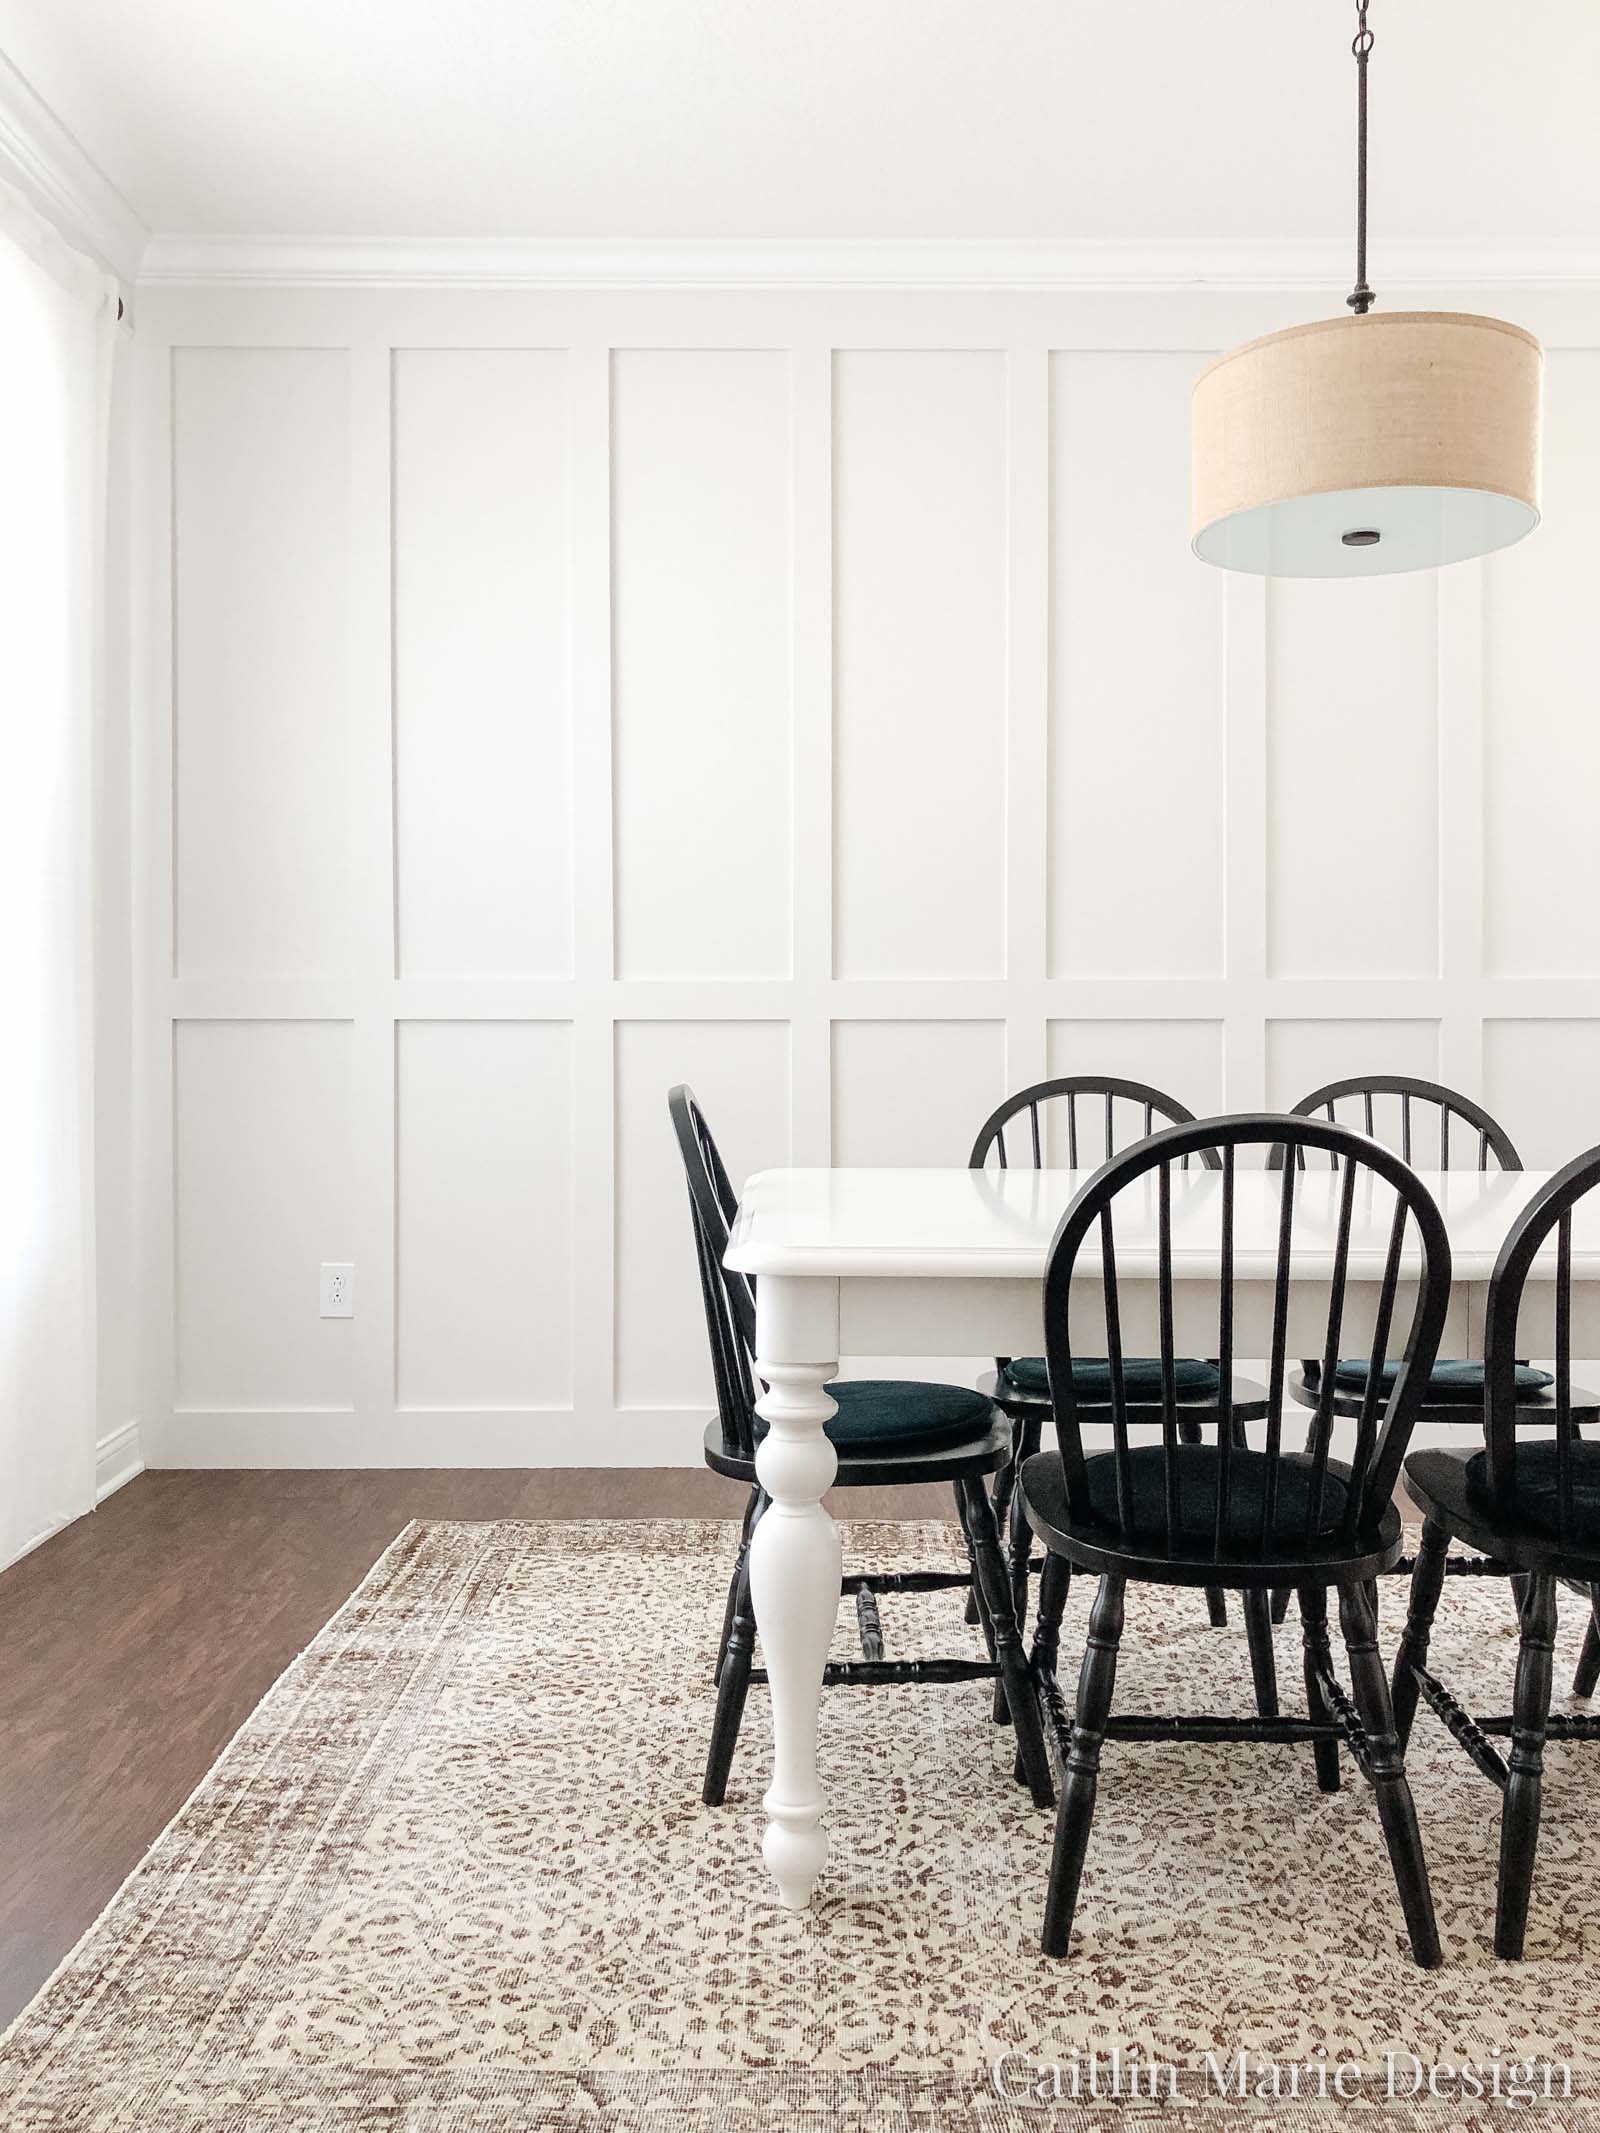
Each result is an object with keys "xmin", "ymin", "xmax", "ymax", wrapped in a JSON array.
[{"xmin": 0, "ymin": 181, "xmax": 119, "ymax": 1568}]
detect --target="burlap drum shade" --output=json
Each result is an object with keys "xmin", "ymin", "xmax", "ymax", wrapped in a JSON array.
[{"xmin": 1191, "ymin": 311, "xmax": 1542, "ymax": 577}]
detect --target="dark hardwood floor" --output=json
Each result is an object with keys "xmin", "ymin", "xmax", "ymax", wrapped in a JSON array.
[{"xmin": 0, "ymin": 1467, "xmax": 957, "ymax": 2029}]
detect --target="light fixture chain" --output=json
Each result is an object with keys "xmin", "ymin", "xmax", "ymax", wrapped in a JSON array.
[{"xmin": 1348, "ymin": 0, "xmax": 1376, "ymax": 313}]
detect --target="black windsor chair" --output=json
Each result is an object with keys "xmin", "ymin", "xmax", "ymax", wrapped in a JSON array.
[
  {"xmin": 1395, "ymin": 1144, "xmax": 1600, "ymax": 1956},
  {"xmin": 1017, "ymin": 1113, "xmax": 1451, "ymax": 1967},
  {"xmin": 1270, "ymin": 1074, "xmax": 1599, "ymax": 1657},
  {"xmin": 968, "ymin": 1077, "xmax": 1275, "ymax": 1714},
  {"xmin": 670, "ymin": 1084, "xmax": 1054, "ymax": 1812}
]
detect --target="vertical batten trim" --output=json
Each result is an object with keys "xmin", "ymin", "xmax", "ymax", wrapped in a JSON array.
[
  {"xmin": 790, "ymin": 345, "xmax": 833, "ymax": 1165},
  {"xmin": 1005, "ymin": 347, "xmax": 1050, "ymax": 1098},
  {"xmin": 1438, "ymin": 559, "xmax": 1487, "ymax": 1097},
  {"xmin": 350, "ymin": 337, "xmax": 399, "ymax": 1417},
  {"xmin": 572, "ymin": 345, "xmax": 619, "ymax": 1407},
  {"xmin": 1223, "ymin": 573, "xmax": 1269, "ymax": 1108}
]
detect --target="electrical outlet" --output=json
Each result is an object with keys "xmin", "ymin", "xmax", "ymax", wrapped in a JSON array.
[{"xmin": 320, "ymin": 1262, "xmax": 355, "ymax": 1318}]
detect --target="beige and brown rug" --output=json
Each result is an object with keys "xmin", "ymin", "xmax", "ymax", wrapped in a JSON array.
[{"xmin": 3, "ymin": 1517, "xmax": 1599, "ymax": 2129}]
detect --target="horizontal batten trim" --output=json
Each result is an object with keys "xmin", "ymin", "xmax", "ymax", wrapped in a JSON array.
[
  {"xmin": 161, "ymin": 980, "xmax": 1600, "ymax": 1024},
  {"xmin": 163, "ymin": 981, "xmax": 1600, "ymax": 1015},
  {"xmin": 138, "ymin": 234, "xmax": 1600, "ymax": 293}
]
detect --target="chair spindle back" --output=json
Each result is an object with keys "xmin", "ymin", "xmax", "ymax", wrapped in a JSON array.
[
  {"xmin": 1481, "ymin": 1145, "xmax": 1600, "ymax": 1552},
  {"xmin": 969, "ymin": 1075, "xmax": 1221, "ymax": 1174},
  {"xmin": 1269, "ymin": 1075, "xmax": 1521, "ymax": 1174},
  {"xmin": 668, "ymin": 1084, "xmax": 759, "ymax": 1459},
  {"xmin": 1044, "ymin": 1114, "xmax": 1452, "ymax": 1558}
]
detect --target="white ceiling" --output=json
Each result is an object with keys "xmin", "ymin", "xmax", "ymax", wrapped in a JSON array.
[{"xmin": 1, "ymin": 0, "xmax": 1597, "ymax": 251}]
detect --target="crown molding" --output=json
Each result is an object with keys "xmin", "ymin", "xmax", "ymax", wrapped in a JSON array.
[
  {"xmin": 137, "ymin": 233, "xmax": 1600, "ymax": 292},
  {"xmin": 0, "ymin": 55, "xmax": 148, "ymax": 285}
]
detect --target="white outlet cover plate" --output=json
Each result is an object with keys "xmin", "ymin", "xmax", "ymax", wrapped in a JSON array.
[{"xmin": 320, "ymin": 1262, "xmax": 355, "ymax": 1318}]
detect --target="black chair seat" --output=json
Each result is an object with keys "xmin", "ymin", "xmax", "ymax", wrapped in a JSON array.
[
  {"xmin": 1002, "ymin": 1355, "xmax": 1219, "ymax": 1398},
  {"xmin": 1466, "ymin": 1437, "xmax": 1600, "ymax": 1539},
  {"xmin": 1290, "ymin": 1360, "xmax": 1598, "ymax": 1425},
  {"xmin": 1404, "ymin": 1446, "xmax": 1600, "ymax": 1581},
  {"xmin": 1020, "ymin": 1442, "xmax": 1399, "ymax": 1586}
]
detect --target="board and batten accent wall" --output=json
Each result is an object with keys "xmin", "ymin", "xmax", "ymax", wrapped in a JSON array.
[{"xmin": 130, "ymin": 282, "xmax": 1600, "ymax": 1467}]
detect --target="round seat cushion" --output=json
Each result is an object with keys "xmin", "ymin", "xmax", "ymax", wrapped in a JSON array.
[
  {"xmin": 1331, "ymin": 1358, "xmax": 1553, "ymax": 1403},
  {"xmin": 753, "ymin": 1378, "xmax": 994, "ymax": 1456},
  {"xmin": 1002, "ymin": 1355, "xmax": 1222, "ymax": 1401},
  {"xmin": 1465, "ymin": 1436, "xmax": 1600, "ymax": 1541}
]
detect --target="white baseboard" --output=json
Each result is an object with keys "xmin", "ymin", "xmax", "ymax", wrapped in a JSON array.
[
  {"xmin": 95, "ymin": 1419, "xmax": 145, "ymax": 1501},
  {"xmin": 1, "ymin": 1513, "xmax": 75, "ymax": 1574},
  {"xmin": 143, "ymin": 1408, "xmax": 710, "ymax": 1469}
]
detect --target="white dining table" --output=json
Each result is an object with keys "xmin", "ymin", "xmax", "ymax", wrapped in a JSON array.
[{"xmin": 723, "ymin": 1162, "xmax": 1600, "ymax": 1910}]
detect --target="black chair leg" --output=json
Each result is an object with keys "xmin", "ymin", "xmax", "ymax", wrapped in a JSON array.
[
  {"xmin": 1006, "ymin": 1479, "xmax": 1032, "ymax": 1658},
  {"xmin": 960, "ymin": 1477, "xmax": 1054, "ymax": 1809},
  {"xmin": 1337, "ymin": 1579, "xmax": 1442, "ymax": 1969},
  {"xmin": 990, "ymin": 1422, "xmax": 1021, "ymax": 1546},
  {"xmin": 1297, "ymin": 1584, "xmax": 1341, "ymax": 1793},
  {"xmin": 973, "ymin": 1429, "xmax": 1018, "ymax": 1626},
  {"xmin": 956, "ymin": 1479, "xmax": 999, "ymax": 1670},
  {"xmin": 1179, "ymin": 1415, "xmax": 1228, "ymax": 1626},
  {"xmin": 1008, "ymin": 1417, "xmax": 1043, "ymax": 1632},
  {"xmin": 1497, "ymin": 1572, "xmax": 1558, "ymax": 1960},
  {"xmin": 1031, "ymin": 1550, "xmax": 1072, "ymax": 1673},
  {"xmin": 703, "ymin": 1537, "xmax": 758, "ymax": 1806},
  {"xmin": 1241, "ymin": 1589, "xmax": 1280, "ymax": 1718},
  {"xmin": 1016, "ymin": 1548, "xmax": 1072, "ymax": 1785},
  {"xmin": 964, "ymin": 1424, "xmax": 1041, "ymax": 1723},
  {"xmin": 1270, "ymin": 1588, "xmax": 1291, "ymax": 1625},
  {"xmin": 1041, "ymin": 1572, "xmax": 1124, "ymax": 1956},
  {"xmin": 714, "ymin": 1485, "xmax": 763, "ymax": 1685},
  {"xmin": 1574, "ymin": 1589, "xmax": 1600, "ymax": 1699},
  {"xmin": 1390, "ymin": 1515, "xmax": 1449, "ymax": 1751}
]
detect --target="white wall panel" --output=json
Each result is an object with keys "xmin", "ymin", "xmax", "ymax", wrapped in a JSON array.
[
  {"xmin": 612, "ymin": 351, "xmax": 792, "ymax": 979},
  {"xmin": 135, "ymin": 290, "xmax": 1600, "ymax": 1468},
  {"xmin": 1267, "ymin": 1020, "xmax": 1440, "ymax": 1112},
  {"xmin": 396, "ymin": 1021, "xmax": 574, "ymax": 1408},
  {"xmin": 1046, "ymin": 1020, "xmax": 1225, "ymax": 1158},
  {"xmin": 393, "ymin": 350, "xmax": 573, "ymax": 978},
  {"xmin": 1485, "ymin": 352, "xmax": 1600, "ymax": 977},
  {"xmin": 613, "ymin": 1020, "xmax": 790, "ymax": 1409},
  {"xmin": 173, "ymin": 348, "xmax": 351, "ymax": 978},
  {"xmin": 1485, "ymin": 1021, "xmax": 1600, "ymax": 1169},
  {"xmin": 1267, "ymin": 575, "xmax": 1438, "ymax": 978},
  {"xmin": 1049, "ymin": 352, "xmax": 1223, "ymax": 978},
  {"xmin": 175, "ymin": 1021, "xmax": 354, "ymax": 1408},
  {"xmin": 832, "ymin": 1020, "xmax": 1005, "ymax": 1166},
  {"xmin": 833, "ymin": 351, "xmax": 1007, "ymax": 979}
]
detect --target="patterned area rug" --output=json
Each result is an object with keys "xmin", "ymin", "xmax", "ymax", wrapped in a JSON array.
[{"xmin": 3, "ymin": 1518, "xmax": 1599, "ymax": 2130}]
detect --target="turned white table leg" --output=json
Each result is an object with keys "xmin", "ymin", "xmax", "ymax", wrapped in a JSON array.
[{"xmin": 749, "ymin": 1273, "xmax": 842, "ymax": 1910}]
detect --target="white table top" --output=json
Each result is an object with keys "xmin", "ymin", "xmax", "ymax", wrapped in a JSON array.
[{"xmin": 725, "ymin": 1165, "xmax": 1591, "ymax": 1283}]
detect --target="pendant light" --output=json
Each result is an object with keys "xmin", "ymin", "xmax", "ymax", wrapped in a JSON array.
[{"xmin": 1191, "ymin": 0, "xmax": 1542, "ymax": 578}]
